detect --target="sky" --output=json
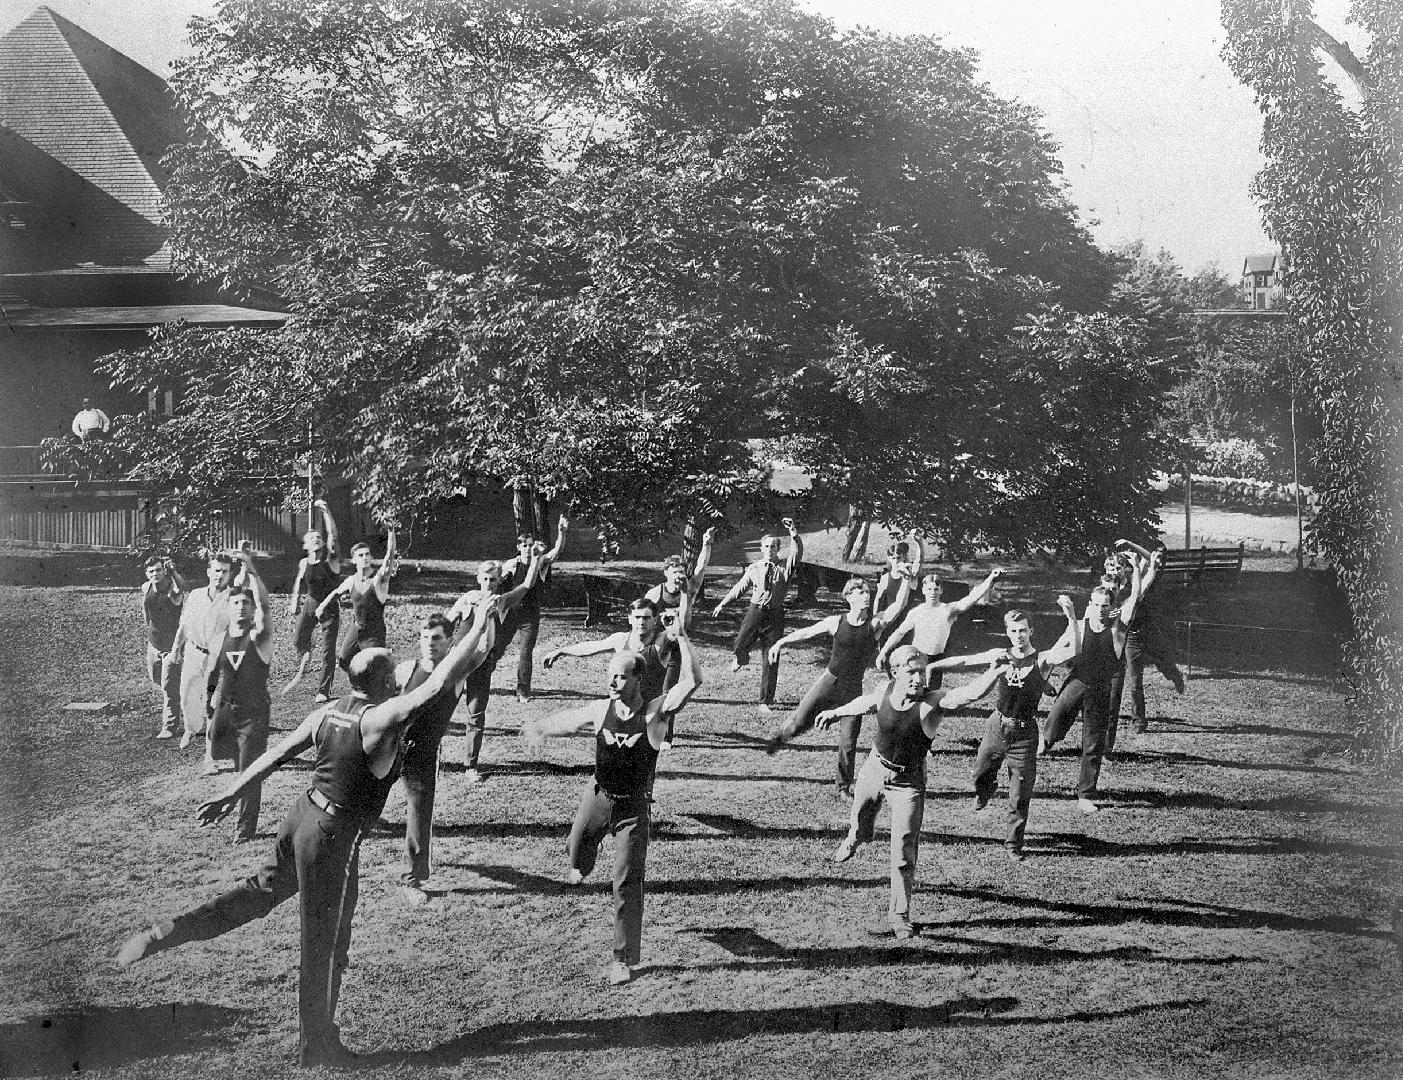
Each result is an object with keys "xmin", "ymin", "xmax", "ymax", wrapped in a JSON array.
[{"xmin": 1, "ymin": 0, "xmax": 1365, "ymax": 275}]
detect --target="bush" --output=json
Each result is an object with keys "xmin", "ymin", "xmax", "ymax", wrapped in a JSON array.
[{"xmin": 1196, "ymin": 438, "xmax": 1271, "ymax": 481}]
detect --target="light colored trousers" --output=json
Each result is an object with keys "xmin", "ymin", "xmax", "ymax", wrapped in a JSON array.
[{"xmin": 845, "ymin": 751, "xmax": 925, "ymax": 931}]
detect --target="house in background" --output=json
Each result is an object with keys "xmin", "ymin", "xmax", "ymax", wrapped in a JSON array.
[
  {"xmin": 0, "ymin": 6, "xmax": 293, "ymax": 551},
  {"xmin": 1242, "ymin": 252, "xmax": 1284, "ymax": 310}
]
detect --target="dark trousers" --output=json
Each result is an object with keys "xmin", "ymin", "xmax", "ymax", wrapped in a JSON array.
[
  {"xmin": 568, "ymin": 783, "xmax": 650, "ymax": 964},
  {"xmin": 1044, "ymin": 677, "xmax": 1113, "ymax": 798},
  {"xmin": 463, "ymin": 658, "xmax": 497, "ymax": 769},
  {"xmin": 294, "ymin": 603, "xmax": 340, "ymax": 698},
  {"xmin": 776, "ymin": 669, "xmax": 864, "ymax": 791},
  {"xmin": 502, "ymin": 610, "xmax": 541, "ymax": 694},
  {"xmin": 210, "ymin": 704, "xmax": 269, "ymax": 839},
  {"xmin": 161, "ymin": 793, "xmax": 372, "ymax": 1058},
  {"xmin": 972, "ymin": 712, "xmax": 1038, "ymax": 851},
  {"xmin": 1112, "ymin": 628, "xmax": 1182, "ymax": 725},
  {"xmin": 336, "ymin": 623, "xmax": 384, "ymax": 673},
  {"xmin": 400, "ymin": 716, "xmax": 452, "ymax": 884},
  {"xmin": 733, "ymin": 603, "xmax": 783, "ymax": 704}
]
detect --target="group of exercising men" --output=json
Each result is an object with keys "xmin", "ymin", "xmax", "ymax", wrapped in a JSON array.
[{"xmin": 126, "ymin": 513, "xmax": 1184, "ymax": 1067}]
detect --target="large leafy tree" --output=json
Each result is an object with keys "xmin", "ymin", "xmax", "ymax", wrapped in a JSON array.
[
  {"xmin": 1222, "ymin": 0, "xmax": 1403, "ymax": 761},
  {"xmin": 74, "ymin": 0, "xmax": 1150, "ymax": 560}
]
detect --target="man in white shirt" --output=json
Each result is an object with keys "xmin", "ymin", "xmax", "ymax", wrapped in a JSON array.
[{"xmin": 71, "ymin": 399, "xmax": 111, "ymax": 441}]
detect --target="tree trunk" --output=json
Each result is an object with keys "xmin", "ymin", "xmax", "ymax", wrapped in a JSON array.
[
  {"xmin": 842, "ymin": 506, "xmax": 867, "ymax": 562},
  {"xmin": 850, "ymin": 519, "xmax": 871, "ymax": 563},
  {"xmin": 532, "ymin": 491, "xmax": 551, "ymax": 541},
  {"xmin": 682, "ymin": 515, "xmax": 702, "ymax": 574},
  {"xmin": 512, "ymin": 483, "xmax": 534, "ymax": 539}
]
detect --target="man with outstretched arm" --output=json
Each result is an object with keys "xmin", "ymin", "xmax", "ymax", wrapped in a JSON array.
[
  {"xmin": 1041, "ymin": 555, "xmax": 1144, "ymax": 814},
  {"xmin": 498, "ymin": 513, "xmax": 569, "ymax": 702},
  {"xmin": 318, "ymin": 530, "xmax": 397, "ymax": 681},
  {"xmin": 763, "ymin": 575, "xmax": 911, "ymax": 797},
  {"xmin": 816, "ymin": 646, "xmax": 1007, "ymax": 938},
  {"xmin": 873, "ymin": 532, "xmax": 924, "ymax": 647},
  {"xmin": 523, "ymin": 613, "xmax": 703, "ymax": 986},
  {"xmin": 712, "ymin": 517, "xmax": 802, "ymax": 712},
  {"xmin": 446, "ymin": 551, "xmax": 543, "ymax": 782},
  {"xmin": 1111, "ymin": 540, "xmax": 1185, "ymax": 735},
  {"xmin": 644, "ymin": 525, "xmax": 716, "ymax": 630},
  {"xmin": 281, "ymin": 499, "xmax": 343, "ymax": 702},
  {"xmin": 875, "ymin": 567, "xmax": 1002, "ymax": 685},
  {"xmin": 116, "ymin": 590, "xmax": 500, "ymax": 1068},
  {"xmin": 930, "ymin": 597, "xmax": 1079, "ymax": 861}
]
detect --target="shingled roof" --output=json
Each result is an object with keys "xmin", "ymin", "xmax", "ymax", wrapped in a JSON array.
[{"xmin": 0, "ymin": 6, "xmax": 184, "ymax": 271}]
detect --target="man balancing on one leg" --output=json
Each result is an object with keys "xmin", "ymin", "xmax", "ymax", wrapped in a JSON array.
[
  {"xmin": 393, "ymin": 613, "xmax": 479, "ymax": 907},
  {"xmin": 318, "ymin": 530, "xmax": 397, "ymax": 686},
  {"xmin": 523, "ymin": 608, "xmax": 702, "ymax": 986},
  {"xmin": 816, "ymin": 646, "xmax": 1007, "ymax": 938},
  {"xmin": 875, "ymin": 567, "xmax": 1002, "ymax": 686},
  {"xmin": 873, "ymin": 531, "xmax": 923, "ymax": 647},
  {"xmin": 281, "ymin": 499, "xmax": 343, "ymax": 703},
  {"xmin": 1041, "ymin": 552, "xmax": 1144, "ymax": 814},
  {"xmin": 764, "ymin": 576, "xmax": 912, "ymax": 798},
  {"xmin": 116, "ymin": 590, "xmax": 501, "ymax": 1068},
  {"xmin": 929, "ymin": 597, "xmax": 1079, "ymax": 862},
  {"xmin": 644, "ymin": 525, "xmax": 716, "ymax": 629},
  {"xmin": 497, "ymin": 512, "xmax": 570, "ymax": 703},
  {"xmin": 713, "ymin": 517, "xmax": 802, "ymax": 713},
  {"xmin": 1110, "ymin": 541, "xmax": 1184, "ymax": 736}
]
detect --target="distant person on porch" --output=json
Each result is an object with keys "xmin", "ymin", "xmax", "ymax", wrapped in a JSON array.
[{"xmin": 72, "ymin": 398, "xmax": 111, "ymax": 442}]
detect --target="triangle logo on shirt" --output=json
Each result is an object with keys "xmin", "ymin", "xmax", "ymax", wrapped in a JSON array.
[
  {"xmin": 602, "ymin": 729, "xmax": 642, "ymax": 749},
  {"xmin": 227, "ymin": 650, "xmax": 246, "ymax": 671}
]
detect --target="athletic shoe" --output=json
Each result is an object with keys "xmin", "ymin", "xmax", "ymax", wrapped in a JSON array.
[
  {"xmin": 1006, "ymin": 848, "xmax": 1026, "ymax": 863},
  {"xmin": 764, "ymin": 733, "xmax": 784, "ymax": 756},
  {"xmin": 178, "ymin": 731, "xmax": 194, "ymax": 750},
  {"xmin": 659, "ymin": 740, "xmax": 674, "ymax": 753},
  {"xmin": 1037, "ymin": 737, "xmax": 1050, "ymax": 756},
  {"xmin": 607, "ymin": 960, "xmax": 633, "ymax": 985},
  {"xmin": 232, "ymin": 835, "xmax": 256, "ymax": 846},
  {"xmin": 516, "ymin": 690, "xmax": 532, "ymax": 703},
  {"xmin": 399, "ymin": 883, "xmax": 430, "ymax": 908},
  {"xmin": 833, "ymin": 785, "xmax": 854, "ymax": 801},
  {"xmin": 466, "ymin": 768, "xmax": 484, "ymax": 784},
  {"xmin": 156, "ymin": 728, "xmax": 174, "ymax": 740},
  {"xmin": 564, "ymin": 868, "xmax": 585, "ymax": 886},
  {"xmin": 730, "ymin": 659, "xmax": 744, "ymax": 672},
  {"xmin": 314, "ymin": 693, "xmax": 330, "ymax": 704},
  {"xmin": 116, "ymin": 920, "xmax": 172, "ymax": 967},
  {"xmin": 1171, "ymin": 670, "xmax": 1186, "ymax": 695},
  {"xmin": 756, "ymin": 703, "xmax": 773, "ymax": 714},
  {"xmin": 891, "ymin": 921, "xmax": 918, "ymax": 940},
  {"xmin": 198, "ymin": 760, "xmax": 221, "ymax": 777},
  {"xmin": 832, "ymin": 837, "xmax": 857, "ymax": 863},
  {"xmin": 1077, "ymin": 796, "xmax": 1100, "ymax": 815}
]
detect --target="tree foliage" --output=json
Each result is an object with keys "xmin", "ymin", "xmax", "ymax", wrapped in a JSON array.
[
  {"xmin": 1222, "ymin": 0, "xmax": 1403, "ymax": 762},
  {"xmin": 89, "ymin": 0, "xmax": 1155, "ymax": 559}
]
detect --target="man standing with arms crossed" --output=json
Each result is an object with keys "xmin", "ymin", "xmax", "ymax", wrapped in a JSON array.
[
  {"xmin": 141, "ymin": 556, "xmax": 186, "ymax": 739},
  {"xmin": 117, "ymin": 591, "xmax": 500, "ymax": 1067},
  {"xmin": 713, "ymin": 517, "xmax": 802, "ymax": 712},
  {"xmin": 875, "ymin": 567, "xmax": 1002, "ymax": 686}
]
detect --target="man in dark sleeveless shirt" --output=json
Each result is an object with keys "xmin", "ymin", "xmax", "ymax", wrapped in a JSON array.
[
  {"xmin": 497, "ymin": 513, "xmax": 569, "ymax": 702},
  {"xmin": 764, "ymin": 576, "xmax": 912, "ymax": 796},
  {"xmin": 873, "ymin": 532, "xmax": 923, "ymax": 647},
  {"xmin": 543, "ymin": 597, "xmax": 680, "ymax": 701},
  {"xmin": 1112, "ymin": 541, "xmax": 1185, "ymax": 735},
  {"xmin": 281, "ymin": 499, "xmax": 343, "ymax": 702},
  {"xmin": 524, "ymin": 616, "xmax": 702, "ymax": 986},
  {"xmin": 116, "ymin": 593, "xmax": 500, "ymax": 1067},
  {"xmin": 932, "ymin": 599, "xmax": 1079, "ymax": 861},
  {"xmin": 206, "ymin": 549, "xmax": 274, "ymax": 843},
  {"xmin": 643, "ymin": 525, "xmax": 716, "ymax": 630},
  {"xmin": 141, "ymin": 555, "xmax": 186, "ymax": 739},
  {"xmin": 713, "ymin": 517, "xmax": 803, "ymax": 712},
  {"xmin": 317, "ymin": 530, "xmax": 397, "ymax": 683},
  {"xmin": 1041, "ymin": 557, "xmax": 1143, "ymax": 813},
  {"xmin": 394, "ymin": 614, "xmax": 470, "ymax": 906},
  {"xmin": 816, "ymin": 646, "xmax": 1006, "ymax": 938}
]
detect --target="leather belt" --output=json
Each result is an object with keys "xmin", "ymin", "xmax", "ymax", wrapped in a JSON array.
[{"xmin": 307, "ymin": 788, "xmax": 344, "ymax": 816}]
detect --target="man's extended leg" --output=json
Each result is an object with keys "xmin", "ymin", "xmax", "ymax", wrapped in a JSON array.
[
  {"xmin": 768, "ymin": 670, "xmax": 836, "ymax": 749},
  {"xmin": 885, "ymin": 782, "xmax": 924, "ymax": 935},
  {"xmin": 401, "ymin": 730, "xmax": 446, "ymax": 888},
  {"xmin": 234, "ymin": 712, "xmax": 269, "ymax": 842},
  {"xmin": 567, "ymin": 783, "xmax": 614, "ymax": 881},
  {"xmin": 462, "ymin": 661, "xmax": 494, "ymax": 778},
  {"xmin": 316, "ymin": 612, "xmax": 340, "ymax": 699},
  {"xmin": 514, "ymin": 613, "xmax": 541, "ymax": 697},
  {"xmin": 1077, "ymin": 684, "xmax": 1114, "ymax": 806},
  {"xmin": 756, "ymin": 609, "xmax": 784, "ymax": 706},
  {"xmin": 610, "ymin": 800, "xmax": 650, "ymax": 968},
  {"xmin": 731, "ymin": 604, "xmax": 767, "ymax": 667},
  {"xmin": 1043, "ymin": 677, "xmax": 1087, "ymax": 749},
  {"xmin": 835, "ymin": 752, "xmax": 886, "ymax": 860},
  {"xmin": 972, "ymin": 713, "xmax": 1008, "ymax": 811},
  {"xmin": 1003, "ymin": 726, "xmax": 1038, "ymax": 856},
  {"xmin": 835, "ymin": 714, "xmax": 862, "ymax": 795}
]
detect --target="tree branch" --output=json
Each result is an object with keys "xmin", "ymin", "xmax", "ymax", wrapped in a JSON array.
[{"xmin": 1299, "ymin": 18, "xmax": 1372, "ymax": 95}]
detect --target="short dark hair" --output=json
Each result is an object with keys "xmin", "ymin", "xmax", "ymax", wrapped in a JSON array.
[
  {"xmin": 144, "ymin": 556, "xmax": 165, "ymax": 570},
  {"xmin": 629, "ymin": 598, "xmax": 658, "ymax": 616},
  {"xmin": 228, "ymin": 586, "xmax": 253, "ymax": 601},
  {"xmin": 421, "ymin": 613, "xmax": 453, "ymax": 636},
  {"xmin": 662, "ymin": 555, "xmax": 686, "ymax": 572},
  {"xmin": 208, "ymin": 552, "xmax": 234, "ymax": 567},
  {"xmin": 350, "ymin": 542, "xmax": 371, "ymax": 557},
  {"xmin": 348, "ymin": 648, "xmax": 395, "ymax": 692},
  {"xmin": 1003, "ymin": 609, "xmax": 1030, "ymax": 627}
]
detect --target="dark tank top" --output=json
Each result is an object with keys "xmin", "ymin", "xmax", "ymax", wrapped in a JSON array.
[
  {"xmin": 401, "ymin": 664, "xmax": 461, "ymax": 745},
  {"xmin": 312, "ymin": 696, "xmax": 399, "ymax": 816},
  {"xmin": 873, "ymin": 685, "xmax": 932, "ymax": 778},
  {"xmin": 350, "ymin": 577, "xmax": 386, "ymax": 638},
  {"xmin": 637, "ymin": 635, "xmax": 679, "ymax": 702},
  {"xmin": 501, "ymin": 558, "xmax": 549, "ymax": 617},
  {"xmin": 213, "ymin": 629, "xmax": 270, "ymax": 714},
  {"xmin": 1075, "ymin": 622, "xmax": 1120, "ymax": 686},
  {"xmin": 595, "ymin": 700, "xmax": 659, "ymax": 798},
  {"xmin": 996, "ymin": 653, "xmax": 1046, "ymax": 723},
  {"xmin": 303, "ymin": 559, "xmax": 340, "ymax": 608},
  {"xmin": 827, "ymin": 617, "xmax": 876, "ymax": 683}
]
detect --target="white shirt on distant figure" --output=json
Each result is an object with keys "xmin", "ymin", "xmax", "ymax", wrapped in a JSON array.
[{"xmin": 72, "ymin": 403, "xmax": 111, "ymax": 440}]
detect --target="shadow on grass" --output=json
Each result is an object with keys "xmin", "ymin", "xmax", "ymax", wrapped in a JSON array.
[
  {"xmin": 941, "ymin": 886, "xmax": 1394, "ymax": 941},
  {"xmin": 1027, "ymin": 830, "xmax": 1396, "ymax": 861},
  {"xmin": 435, "ymin": 862, "xmax": 891, "ymax": 898},
  {"xmin": 1108, "ymin": 747, "xmax": 1352, "ymax": 776},
  {"xmin": 0, "ymin": 1003, "xmax": 245, "ymax": 1077},
  {"xmin": 1107, "ymin": 787, "xmax": 1393, "ymax": 816},
  {"xmin": 392, "ymin": 995, "xmax": 1203, "ymax": 1063}
]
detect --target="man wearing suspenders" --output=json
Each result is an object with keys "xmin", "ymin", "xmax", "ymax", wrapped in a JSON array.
[{"xmin": 117, "ymin": 593, "xmax": 500, "ymax": 1067}]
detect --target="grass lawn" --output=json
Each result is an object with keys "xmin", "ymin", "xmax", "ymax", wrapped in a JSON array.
[{"xmin": 0, "ymin": 554, "xmax": 1398, "ymax": 1079}]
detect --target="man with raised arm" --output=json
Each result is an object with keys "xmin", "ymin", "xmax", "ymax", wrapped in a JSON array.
[
  {"xmin": 644, "ymin": 525, "xmax": 716, "ymax": 630},
  {"xmin": 930, "ymin": 597, "xmax": 1080, "ymax": 861},
  {"xmin": 1111, "ymin": 540, "xmax": 1185, "ymax": 735},
  {"xmin": 875, "ymin": 567, "xmax": 1002, "ymax": 685},
  {"xmin": 171, "ymin": 552, "xmax": 234, "ymax": 764},
  {"xmin": 873, "ymin": 532, "xmax": 924, "ymax": 647},
  {"xmin": 140, "ymin": 555, "xmax": 186, "ymax": 740},
  {"xmin": 281, "ymin": 499, "xmax": 343, "ymax": 703},
  {"xmin": 712, "ymin": 517, "xmax": 802, "ymax": 712},
  {"xmin": 816, "ymin": 646, "xmax": 1007, "ymax": 938},
  {"xmin": 523, "ymin": 610, "xmax": 702, "ymax": 986},
  {"xmin": 116, "ymin": 591, "xmax": 500, "ymax": 1068},
  {"xmin": 446, "ymin": 552, "xmax": 543, "ymax": 782},
  {"xmin": 318, "ymin": 530, "xmax": 397, "ymax": 682},
  {"xmin": 763, "ymin": 576, "xmax": 911, "ymax": 797},
  {"xmin": 1041, "ymin": 554, "xmax": 1144, "ymax": 813},
  {"xmin": 498, "ymin": 513, "xmax": 570, "ymax": 702},
  {"xmin": 205, "ymin": 547, "xmax": 274, "ymax": 846},
  {"xmin": 543, "ymin": 596, "xmax": 680, "ymax": 705}
]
